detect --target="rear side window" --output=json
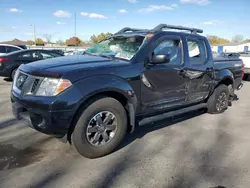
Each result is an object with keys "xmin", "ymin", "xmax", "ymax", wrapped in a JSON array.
[
  {"xmin": 19, "ymin": 52, "xmax": 32, "ymax": 58},
  {"xmin": 6, "ymin": 46, "xmax": 20, "ymax": 53},
  {"xmin": 153, "ymin": 39, "xmax": 182, "ymax": 65},
  {"xmin": 0, "ymin": 46, "xmax": 6, "ymax": 53},
  {"xmin": 187, "ymin": 39, "xmax": 207, "ymax": 65}
]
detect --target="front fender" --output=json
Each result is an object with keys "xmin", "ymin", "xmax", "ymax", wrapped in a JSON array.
[{"xmin": 74, "ymin": 75, "xmax": 138, "ymax": 111}]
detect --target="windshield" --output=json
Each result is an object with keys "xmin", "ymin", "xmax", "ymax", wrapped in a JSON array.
[{"xmin": 85, "ymin": 36, "xmax": 146, "ymax": 60}]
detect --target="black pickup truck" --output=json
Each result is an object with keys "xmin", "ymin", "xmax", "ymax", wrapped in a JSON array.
[{"xmin": 11, "ymin": 24, "xmax": 244, "ymax": 158}]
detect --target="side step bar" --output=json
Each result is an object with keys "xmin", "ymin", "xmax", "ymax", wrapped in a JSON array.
[{"xmin": 139, "ymin": 103, "xmax": 207, "ymax": 126}]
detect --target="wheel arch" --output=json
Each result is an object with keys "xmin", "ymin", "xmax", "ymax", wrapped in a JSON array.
[{"xmin": 68, "ymin": 89, "xmax": 136, "ymax": 143}]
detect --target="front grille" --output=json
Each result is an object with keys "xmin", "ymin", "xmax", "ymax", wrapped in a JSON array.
[
  {"xmin": 30, "ymin": 79, "xmax": 40, "ymax": 93},
  {"xmin": 13, "ymin": 71, "xmax": 41, "ymax": 95},
  {"xmin": 15, "ymin": 72, "xmax": 28, "ymax": 90}
]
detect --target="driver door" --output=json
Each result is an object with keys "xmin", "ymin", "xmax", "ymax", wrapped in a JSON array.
[{"xmin": 140, "ymin": 35, "xmax": 187, "ymax": 114}]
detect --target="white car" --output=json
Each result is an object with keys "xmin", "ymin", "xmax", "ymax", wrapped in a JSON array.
[
  {"xmin": 240, "ymin": 53, "xmax": 250, "ymax": 80},
  {"xmin": 0, "ymin": 44, "xmax": 23, "ymax": 56}
]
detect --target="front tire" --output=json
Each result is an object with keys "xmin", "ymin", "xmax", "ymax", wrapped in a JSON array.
[
  {"xmin": 72, "ymin": 97, "xmax": 127, "ymax": 158},
  {"xmin": 207, "ymin": 84, "xmax": 229, "ymax": 114}
]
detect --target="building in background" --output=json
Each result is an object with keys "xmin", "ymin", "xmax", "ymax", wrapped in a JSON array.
[{"xmin": 212, "ymin": 42, "xmax": 250, "ymax": 53}]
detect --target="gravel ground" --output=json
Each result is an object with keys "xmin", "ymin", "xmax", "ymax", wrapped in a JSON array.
[{"xmin": 0, "ymin": 78, "xmax": 250, "ymax": 188}]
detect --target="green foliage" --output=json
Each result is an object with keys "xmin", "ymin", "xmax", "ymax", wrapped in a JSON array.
[
  {"xmin": 35, "ymin": 38, "xmax": 44, "ymax": 46},
  {"xmin": 207, "ymin": 35, "xmax": 230, "ymax": 46},
  {"xmin": 66, "ymin": 37, "xmax": 81, "ymax": 46},
  {"xmin": 90, "ymin": 32, "xmax": 113, "ymax": 44}
]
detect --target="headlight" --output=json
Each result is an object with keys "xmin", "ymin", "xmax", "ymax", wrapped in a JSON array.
[{"xmin": 36, "ymin": 78, "xmax": 72, "ymax": 96}]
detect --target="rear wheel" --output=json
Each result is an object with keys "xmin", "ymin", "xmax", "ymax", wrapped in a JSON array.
[
  {"xmin": 207, "ymin": 84, "xmax": 229, "ymax": 114},
  {"xmin": 72, "ymin": 97, "xmax": 127, "ymax": 158}
]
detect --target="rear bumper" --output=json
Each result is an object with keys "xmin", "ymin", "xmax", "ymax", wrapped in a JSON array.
[{"xmin": 0, "ymin": 64, "xmax": 13, "ymax": 77}]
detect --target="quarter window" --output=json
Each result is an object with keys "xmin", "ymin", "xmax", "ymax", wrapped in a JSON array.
[{"xmin": 153, "ymin": 39, "xmax": 181, "ymax": 65}]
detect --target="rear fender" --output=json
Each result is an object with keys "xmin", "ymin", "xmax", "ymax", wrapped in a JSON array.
[{"xmin": 215, "ymin": 69, "xmax": 234, "ymax": 88}]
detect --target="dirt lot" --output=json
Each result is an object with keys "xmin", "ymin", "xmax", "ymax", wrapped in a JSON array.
[{"xmin": 0, "ymin": 78, "xmax": 250, "ymax": 188}]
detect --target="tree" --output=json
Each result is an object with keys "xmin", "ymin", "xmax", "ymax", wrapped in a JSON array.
[
  {"xmin": 66, "ymin": 37, "xmax": 81, "ymax": 46},
  {"xmin": 35, "ymin": 38, "xmax": 45, "ymax": 46},
  {"xmin": 44, "ymin": 34, "xmax": 52, "ymax": 44},
  {"xmin": 243, "ymin": 39, "xmax": 250, "ymax": 43},
  {"xmin": 27, "ymin": 40, "xmax": 35, "ymax": 45},
  {"xmin": 56, "ymin": 39, "xmax": 65, "ymax": 46},
  {"xmin": 231, "ymin": 35, "xmax": 244, "ymax": 44},
  {"xmin": 90, "ymin": 32, "xmax": 113, "ymax": 44},
  {"xmin": 207, "ymin": 35, "xmax": 230, "ymax": 46}
]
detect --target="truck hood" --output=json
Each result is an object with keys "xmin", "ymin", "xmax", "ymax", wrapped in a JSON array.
[{"xmin": 19, "ymin": 55, "xmax": 130, "ymax": 78}]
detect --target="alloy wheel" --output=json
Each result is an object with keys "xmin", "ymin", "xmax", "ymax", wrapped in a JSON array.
[{"xmin": 86, "ymin": 111, "xmax": 117, "ymax": 146}]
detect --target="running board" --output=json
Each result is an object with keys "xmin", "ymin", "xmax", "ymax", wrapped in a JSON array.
[{"xmin": 139, "ymin": 103, "xmax": 207, "ymax": 126}]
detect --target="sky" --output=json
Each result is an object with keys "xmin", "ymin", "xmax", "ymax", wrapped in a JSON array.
[{"xmin": 0, "ymin": 0, "xmax": 249, "ymax": 42}]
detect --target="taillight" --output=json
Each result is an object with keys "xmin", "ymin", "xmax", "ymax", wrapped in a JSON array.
[
  {"xmin": 0, "ymin": 57, "xmax": 10, "ymax": 63},
  {"xmin": 242, "ymin": 63, "xmax": 245, "ymax": 78}
]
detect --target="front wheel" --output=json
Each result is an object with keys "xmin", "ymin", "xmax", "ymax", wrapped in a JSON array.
[
  {"xmin": 72, "ymin": 97, "xmax": 127, "ymax": 158},
  {"xmin": 207, "ymin": 84, "xmax": 229, "ymax": 114}
]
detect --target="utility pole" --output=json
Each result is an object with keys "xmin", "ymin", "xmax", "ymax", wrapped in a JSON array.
[
  {"xmin": 33, "ymin": 25, "xmax": 36, "ymax": 45},
  {"xmin": 30, "ymin": 24, "xmax": 36, "ymax": 45},
  {"xmin": 74, "ymin": 12, "xmax": 76, "ymax": 38}
]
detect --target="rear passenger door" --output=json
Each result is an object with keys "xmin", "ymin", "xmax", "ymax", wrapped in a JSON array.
[
  {"xmin": 185, "ymin": 38, "xmax": 214, "ymax": 103},
  {"xmin": 17, "ymin": 52, "xmax": 36, "ymax": 64}
]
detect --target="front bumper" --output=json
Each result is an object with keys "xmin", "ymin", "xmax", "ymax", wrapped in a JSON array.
[{"xmin": 11, "ymin": 86, "xmax": 82, "ymax": 137}]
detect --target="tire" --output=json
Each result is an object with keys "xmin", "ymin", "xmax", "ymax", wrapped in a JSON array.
[
  {"xmin": 72, "ymin": 97, "xmax": 128, "ymax": 158},
  {"xmin": 11, "ymin": 69, "xmax": 17, "ymax": 80},
  {"xmin": 207, "ymin": 84, "xmax": 229, "ymax": 114}
]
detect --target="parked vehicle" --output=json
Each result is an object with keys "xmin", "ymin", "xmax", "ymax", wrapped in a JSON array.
[
  {"xmin": 239, "ymin": 54, "xmax": 250, "ymax": 80},
  {"xmin": 0, "ymin": 44, "xmax": 23, "ymax": 55},
  {"xmin": 0, "ymin": 49, "xmax": 63, "ymax": 79},
  {"xmin": 51, "ymin": 49, "xmax": 64, "ymax": 55},
  {"xmin": 15, "ymin": 45, "xmax": 27, "ymax": 50},
  {"xmin": 64, "ymin": 50, "xmax": 75, "ymax": 56},
  {"xmin": 11, "ymin": 24, "xmax": 244, "ymax": 158},
  {"xmin": 73, "ymin": 50, "xmax": 86, "ymax": 55}
]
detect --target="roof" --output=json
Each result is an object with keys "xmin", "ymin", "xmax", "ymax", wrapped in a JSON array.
[{"xmin": 0, "ymin": 38, "xmax": 28, "ymax": 45}]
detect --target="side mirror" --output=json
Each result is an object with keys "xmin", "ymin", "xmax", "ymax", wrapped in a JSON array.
[{"xmin": 151, "ymin": 54, "xmax": 170, "ymax": 64}]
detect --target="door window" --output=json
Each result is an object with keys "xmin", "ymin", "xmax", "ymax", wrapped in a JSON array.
[
  {"xmin": 39, "ymin": 52, "xmax": 54, "ymax": 59},
  {"xmin": 6, "ymin": 46, "xmax": 20, "ymax": 53},
  {"xmin": 0, "ymin": 46, "xmax": 6, "ymax": 53},
  {"xmin": 19, "ymin": 52, "xmax": 32, "ymax": 58},
  {"xmin": 153, "ymin": 39, "xmax": 181, "ymax": 65},
  {"xmin": 187, "ymin": 39, "xmax": 207, "ymax": 64}
]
